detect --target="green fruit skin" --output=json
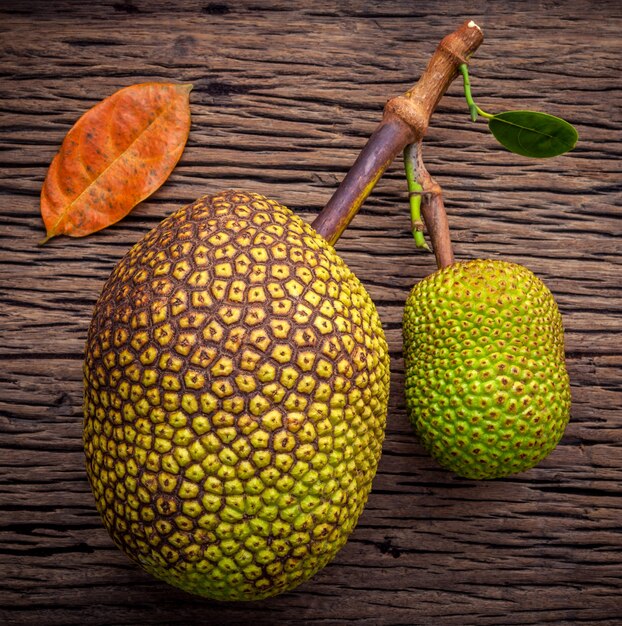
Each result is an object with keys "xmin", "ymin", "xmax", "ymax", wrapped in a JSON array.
[
  {"xmin": 83, "ymin": 191, "xmax": 390, "ymax": 601},
  {"xmin": 403, "ymin": 259, "xmax": 571, "ymax": 479}
]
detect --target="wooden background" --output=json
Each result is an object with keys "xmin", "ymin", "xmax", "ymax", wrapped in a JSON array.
[{"xmin": 1, "ymin": 1, "xmax": 620, "ymax": 624}]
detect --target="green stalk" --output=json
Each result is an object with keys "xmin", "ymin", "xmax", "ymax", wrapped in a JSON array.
[
  {"xmin": 403, "ymin": 144, "xmax": 429, "ymax": 250},
  {"xmin": 459, "ymin": 63, "xmax": 493, "ymax": 120}
]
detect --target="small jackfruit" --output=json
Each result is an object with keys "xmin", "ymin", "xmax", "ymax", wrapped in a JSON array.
[{"xmin": 403, "ymin": 259, "xmax": 570, "ymax": 479}]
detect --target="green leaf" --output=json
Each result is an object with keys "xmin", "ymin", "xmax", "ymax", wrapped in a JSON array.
[{"xmin": 488, "ymin": 110, "xmax": 578, "ymax": 158}]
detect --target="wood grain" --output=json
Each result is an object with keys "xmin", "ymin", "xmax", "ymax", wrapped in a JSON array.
[{"xmin": 1, "ymin": 1, "xmax": 621, "ymax": 624}]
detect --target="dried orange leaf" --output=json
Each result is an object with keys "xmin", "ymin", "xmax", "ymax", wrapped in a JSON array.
[{"xmin": 40, "ymin": 82, "xmax": 192, "ymax": 243}]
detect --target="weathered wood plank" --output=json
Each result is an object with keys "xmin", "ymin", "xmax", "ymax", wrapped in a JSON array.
[{"xmin": 1, "ymin": 1, "xmax": 621, "ymax": 624}]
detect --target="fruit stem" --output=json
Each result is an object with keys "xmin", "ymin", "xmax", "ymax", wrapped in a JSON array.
[
  {"xmin": 410, "ymin": 141, "xmax": 454, "ymax": 268},
  {"xmin": 403, "ymin": 143, "xmax": 429, "ymax": 251},
  {"xmin": 312, "ymin": 20, "xmax": 483, "ymax": 248}
]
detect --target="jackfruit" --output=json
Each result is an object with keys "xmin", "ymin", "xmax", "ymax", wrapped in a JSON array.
[
  {"xmin": 83, "ymin": 190, "xmax": 390, "ymax": 600},
  {"xmin": 403, "ymin": 259, "xmax": 570, "ymax": 479}
]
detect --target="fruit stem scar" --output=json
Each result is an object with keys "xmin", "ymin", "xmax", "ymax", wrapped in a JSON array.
[{"xmin": 312, "ymin": 20, "xmax": 483, "ymax": 245}]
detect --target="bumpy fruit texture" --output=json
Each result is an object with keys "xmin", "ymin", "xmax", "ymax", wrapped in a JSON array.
[
  {"xmin": 83, "ymin": 190, "xmax": 390, "ymax": 600},
  {"xmin": 403, "ymin": 259, "xmax": 570, "ymax": 479}
]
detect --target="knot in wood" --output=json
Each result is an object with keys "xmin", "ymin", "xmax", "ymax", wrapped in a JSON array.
[
  {"xmin": 437, "ymin": 38, "xmax": 469, "ymax": 67},
  {"xmin": 384, "ymin": 95, "xmax": 427, "ymax": 138}
]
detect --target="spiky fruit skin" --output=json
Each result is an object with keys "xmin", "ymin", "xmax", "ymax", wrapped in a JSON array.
[
  {"xmin": 83, "ymin": 190, "xmax": 389, "ymax": 601},
  {"xmin": 403, "ymin": 259, "xmax": 570, "ymax": 480}
]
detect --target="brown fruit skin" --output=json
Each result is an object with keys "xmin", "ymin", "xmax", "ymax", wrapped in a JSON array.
[{"xmin": 83, "ymin": 190, "xmax": 390, "ymax": 600}]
